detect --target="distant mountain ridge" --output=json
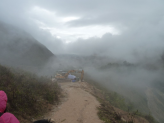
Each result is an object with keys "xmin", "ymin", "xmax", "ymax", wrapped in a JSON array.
[{"xmin": 0, "ymin": 21, "xmax": 54, "ymax": 71}]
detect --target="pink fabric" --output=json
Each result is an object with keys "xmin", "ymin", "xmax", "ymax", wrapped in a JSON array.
[
  {"xmin": 0, "ymin": 91, "xmax": 7, "ymax": 113},
  {"xmin": 0, "ymin": 113, "xmax": 20, "ymax": 123},
  {"xmin": 0, "ymin": 91, "xmax": 20, "ymax": 123}
]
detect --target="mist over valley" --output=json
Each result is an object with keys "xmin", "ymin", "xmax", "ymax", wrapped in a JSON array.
[{"xmin": 0, "ymin": 0, "xmax": 164, "ymax": 122}]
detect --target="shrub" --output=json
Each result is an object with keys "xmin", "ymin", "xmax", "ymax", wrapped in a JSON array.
[{"xmin": 0, "ymin": 64, "xmax": 61, "ymax": 120}]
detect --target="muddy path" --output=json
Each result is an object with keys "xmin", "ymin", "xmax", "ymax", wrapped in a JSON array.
[{"xmin": 44, "ymin": 82, "xmax": 103, "ymax": 123}]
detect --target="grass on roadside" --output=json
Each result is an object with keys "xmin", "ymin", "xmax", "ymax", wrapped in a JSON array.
[
  {"xmin": 0, "ymin": 64, "xmax": 61, "ymax": 122},
  {"xmin": 85, "ymin": 75, "xmax": 158, "ymax": 123}
]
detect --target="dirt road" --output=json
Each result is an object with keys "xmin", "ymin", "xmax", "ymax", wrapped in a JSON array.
[{"xmin": 45, "ymin": 82, "xmax": 103, "ymax": 123}]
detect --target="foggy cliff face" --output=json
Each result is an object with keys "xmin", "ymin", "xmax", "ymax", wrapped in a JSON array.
[{"xmin": 0, "ymin": 21, "xmax": 54, "ymax": 72}]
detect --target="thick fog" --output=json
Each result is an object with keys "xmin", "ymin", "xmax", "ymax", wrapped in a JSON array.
[
  {"xmin": 0, "ymin": 0, "xmax": 164, "ymax": 60},
  {"xmin": 1, "ymin": 0, "xmax": 164, "ymax": 122}
]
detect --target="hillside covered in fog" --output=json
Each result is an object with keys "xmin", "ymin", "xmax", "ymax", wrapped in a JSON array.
[{"xmin": 0, "ymin": 21, "xmax": 54, "ymax": 72}]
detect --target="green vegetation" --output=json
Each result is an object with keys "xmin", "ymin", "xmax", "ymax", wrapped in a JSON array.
[
  {"xmin": 97, "ymin": 102, "xmax": 125, "ymax": 123},
  {"xmin": 99, "ymin": 61, "xmax": 135, "ymax": 70},
  {"xmin": 0, "ymin": 64, "xmax": 61, "ymax": 122},
  {"xmin": 86, "ymin": 77, "xmax": 132, "ymax": 111},
  {"xmin": 97, "ymin": 91, "xmax": 158, "ymax": 123},
  {"xmin": 130, "ymin": 110, "xmax": 158, "ymax": 123},
  {"xmin": 85, "ymin": 75, "xmax": 158, "ymax": 123},
  {"xmin": 103, "ymin": 91, "xmax": 133, "ymax": 111},
  {"xmin": 144, "ymin": 114, "xmax": 158, "ymax": 123}
]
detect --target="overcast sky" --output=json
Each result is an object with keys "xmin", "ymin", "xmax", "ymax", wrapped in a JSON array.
[{"xmin": 0, "ymin": 0, "xmax": 164, "ymax": 62}]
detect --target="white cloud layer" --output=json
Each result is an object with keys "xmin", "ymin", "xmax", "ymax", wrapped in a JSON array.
[
  {"xmin": 0, "ymin": 0, "xmax": 164, "ymax": 61},
  {"xmin": 29, "ymin": 6, "xmax": 120, "ymax": 43}
]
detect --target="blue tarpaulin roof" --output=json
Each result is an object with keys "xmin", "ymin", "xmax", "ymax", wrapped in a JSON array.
[{"xmin": 67, "ymin": 74, "xmax": 76, "ymax": 79}]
